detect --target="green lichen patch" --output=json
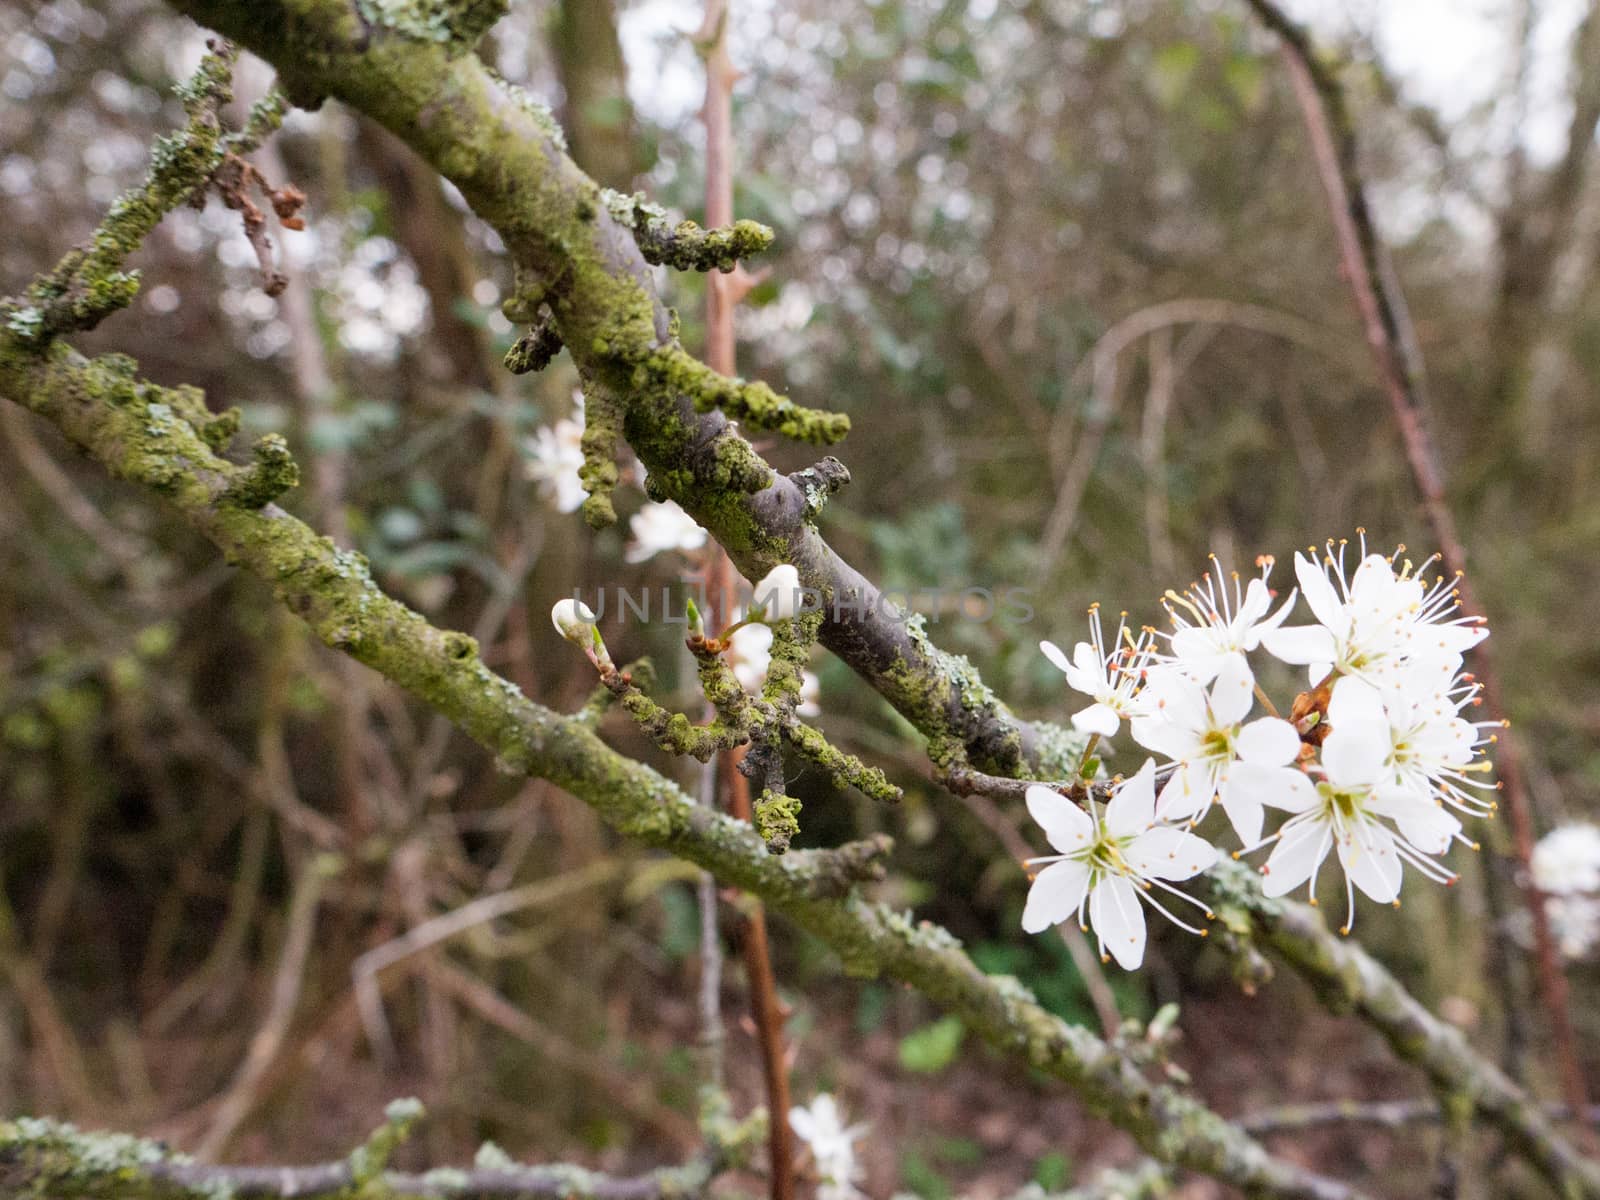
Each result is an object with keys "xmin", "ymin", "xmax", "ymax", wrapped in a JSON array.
[
  {"xmin": 753, "ymin": 788, "xmax": 802, "ymax": 854},
  {"xmin": 356, "ymin": 0, "xmax": 506, "ymax": 51},
  {"xmin": 602, "ymin": 190, "xmax": 774, "ymax": 273},
  {"xmin": 637, "ymin": 346, "xmax": 849, "ymax": 446}
]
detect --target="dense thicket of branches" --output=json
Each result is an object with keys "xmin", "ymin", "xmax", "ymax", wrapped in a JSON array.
[{"xmin": 1, "ymin": 2, "xmax": 1598, "ymax": 1198}]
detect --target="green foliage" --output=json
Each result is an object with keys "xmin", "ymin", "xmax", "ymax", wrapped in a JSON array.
[{"xmin": 896, "ymin": 1014, "xmax": 965, "ymax": 1074}]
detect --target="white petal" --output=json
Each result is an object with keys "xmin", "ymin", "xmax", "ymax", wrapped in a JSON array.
[
  {"xmin": 1170, "ymin": 628, "xmax": 1226, "ymax": 677},
  {"xmin": 1026, "ymin": 785, "xmax": 1093, "ymax": 854},
  {"xmin": 1261, "ymin": 624, "xmax": 1338, "ymax": 666},
  {"xmin": 1058, "ymin": 640, "xmax": 1108, "ymax": 696},
  {"xmin": 1236, "ymin": 717, "xmax": 1302, "ymax": 766},
  {"xmin": 1090, "ymin": 877, "xmax": 1148, "ymax": 969},
  {"xmin": 1370, "ymin": 788, "xmax": 1461, "ymax": 855},
  {"xmin": 1156, "ymin": 763, "xmax": 1209, "ymax": 822},
  {"xmin": 1294, "ymin": 551, "xmax": 1346, "ymax": 631},
  {"xmin": 1349, "ymin": 554, "xmax": 1398, "ymax": 611},
  {"xmin": 1413, "ymin": 716, "xmax": 1475, "ymax": 766},
  {"xmin": 1237, "ymin": 576, "xmax": 1273, "ymax": 628},
  {"xmin": 1397, "ymin": 801, "xmax": 1461, "ymax": 856},
  {"xmin": 1127, "ymin": 826, "xmax": 1220, "ymax": 881},
  {"xmin": 1261, "ymin": 819, "xmax": 1332, "ymax": 897},
  {"xmin": 1217, "ymin": 786, "xmax": 1264, "ymax": 847},
  {"xmin": 1208, "ymin": 652, "xmax": 1255, "ymax": 725},
  {"xmin": 1338, "ymin": 823, "xmax": 1403, "ymax": 903},
  {"xmin": 1039, "ymin": 639, "xmax": 1072, "ymax": 674},
  {"xmin": 1250, "ymin": 585, "xmax": 1299, "ymax": 644},
  {"xmin": 1328, "ymin": 677, "xmax": 1386, "ymax": 727},
  {"xmin": 1070, "ymin": 702, "xmax": 1121, "ymax": 736},
  {"xmin": 1021, "ymin": 860, "xmax": 1092, "ymax": 933},
  {"xmin": 1231, "ymin": 760, "xmax": 1318, "ymax": 813},
  {"xmin": 1105, "ymin": 760, "xmax": 1158, "ymax": 838},
  {"xmin": 1321, "ymin": 724, "xmax": 1390, "ymax": 787}
]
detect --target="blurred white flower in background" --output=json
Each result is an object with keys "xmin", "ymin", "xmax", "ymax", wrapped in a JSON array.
[
  {"xmin": 1531, "ymin": 823, "xmax": 1600, "ymax": 895},
  {"xmin": 789, "ymin": 1093, "xmax": 867, "ymax": 1200},
  {"xmin": 524, "ymin": 393, "xmax": 587, "ymax": 514},
  {"xmin": 626, "ymin": 499, "xmax": 708, "ymax": 563},
  {"xmin": 1530, "ymin": 823, "xmax": 1600, "ymax": 960},
  {"xmin": 724, "ymin": 619, "xmax": 821, "ymax": 717}
]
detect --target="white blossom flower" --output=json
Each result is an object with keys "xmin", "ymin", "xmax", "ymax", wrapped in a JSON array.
[
  {"xmin": 1254, "ymin": 719, "xmax": 1459, "ymax": 931},
  {"xmin": 1129, "ymin": 667, "xmax": 1311, "ymax": 845},
  {"xmin": 1158, "ymin": 555, "xmax": 1295, "ymax": 688},
  {"xmin": 1325, "ymin": 667, "xmax": 1497, "ymax": 841},
  {"xmin": 1546, "ymin": 895, "xmax": 1600, "ymax": 959},
  {"xmin": 625, "ymin": 500, "xmax": 708, "ymax": 563},
  {"xmin": 1040, "ymin": 604, "xmax": 1157, "ymax": 736},
  {"xmin": 1021, "ymin": 761, "xmax": 1219, "ymax": 969},
  {"xmin": 1261, "ymin": 538, "xmax": 1487, "ymax": 685},
  {"xmin": 524, "ymin": 394, "xmax": 586, "ymax": 513},
  {"xmin": 798, "ymin": 669, "xmax": 823, "ymax": 719},
  {"xmin": 1531, "ymin": 824, "xmax": 1600, "ymax": 896},
  {"xmin": 753, "ymin": 563, "xmax": 803, "ymax": 621},
  {"xmin": 789, "ymin": 1094, "xmax": 867, "ymax": 1199},
  {"xmin": 726, "ymin": 619, "xmax": 822, "ymax": 717}
]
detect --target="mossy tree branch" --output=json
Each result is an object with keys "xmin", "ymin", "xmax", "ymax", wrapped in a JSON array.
[
  {"xmin": 0, "ymin": 1108, "xmax": 746, "ymax": 1200},
  {"xmin": 162, "ymin": 0, "xmax": 1038, "ymax": 777}
]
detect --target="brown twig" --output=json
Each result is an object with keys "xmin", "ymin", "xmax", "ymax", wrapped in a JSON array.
[
  {"xmin": 1243, "ymin": 0, "xmax": 1590, "ymax": 1129},
  {"xmin": 195, "ymin": 851, "xmax": 340, "ymax": 1160},
  {"xmin": 699, "ymin": 4, "xmax": 794, "ymax": 1193}
]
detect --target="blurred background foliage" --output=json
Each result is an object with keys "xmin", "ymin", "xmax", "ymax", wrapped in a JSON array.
[{"xmin": 1, "ymin": 0, "xmax": 1597, "ymax": 1195}]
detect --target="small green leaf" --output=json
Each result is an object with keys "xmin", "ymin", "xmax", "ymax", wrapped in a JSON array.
[
  {"xmin": 898, "ymin": 1015, "xmax": 965, "ymax": 1074},
  {"xmin": 1034, "ymin": 1150, "xmax": 1073, "ymax": 1192}
]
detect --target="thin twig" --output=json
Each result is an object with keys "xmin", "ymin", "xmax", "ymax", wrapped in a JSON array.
[
  {"xmin": 196, "ymin": 852, "xmax": 340, "ymax": 1160},
  {"xmin": 699, "ymin": 4, "xmax": 795, "ymax": 1196}
]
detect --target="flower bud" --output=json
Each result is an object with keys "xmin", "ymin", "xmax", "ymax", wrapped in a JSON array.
[
  {"xmin": 685, "ymin": 596, "xmax": 705, "ymax": 640},
  {"xmin": 752, "ymin": 564, "xmax": 802, "ymax": 622},
  {"xmin": 551, "ymin": 598, "xmax": 597, "ymax": 644}
]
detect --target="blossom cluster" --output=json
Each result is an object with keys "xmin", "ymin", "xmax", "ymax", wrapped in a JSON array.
[{"xmin": 1024, "ymin": 537, "xmax": 1498, "ymax": 968}]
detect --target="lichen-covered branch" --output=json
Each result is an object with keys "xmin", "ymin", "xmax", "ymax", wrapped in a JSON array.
[
  {"xmin": 1207, "ymin": 862, "xmax": 1600, "ymax": 1199},
  {"xmin": 15, "ymin": 42, "xmax": 235, "ymax": 342},
  {"xmin": 0, "ymin": 336, "xmax": 1359, "ymax": 1200},
  {"xmin": 162, "ymin": 0, "xmax": 1035, "ymax": 774},
  {"xmin": 0, "ymin": 1109, "xmax": 741, "ymax": 1200},
  {"xmin": 603, "ymin": 190, "xmax": 774, "ymax": 273}
]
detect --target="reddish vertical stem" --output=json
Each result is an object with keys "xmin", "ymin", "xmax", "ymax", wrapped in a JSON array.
[
  {"xmin": 1251, "ymin": 0, "xmax": 1589, "ymax": 1125},
  {"xmin": 699, "ymin": 4, "xmax": 795, "ymax": 1197}
]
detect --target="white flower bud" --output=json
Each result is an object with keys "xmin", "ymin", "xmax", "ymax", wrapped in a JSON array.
[
  {"xmin": 551, "ymin": 598, "xmax": 597, "ymax": 643},
  {"xmin": 753, "ymin": 563, "xmax": 802, "ymax": 622}
]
